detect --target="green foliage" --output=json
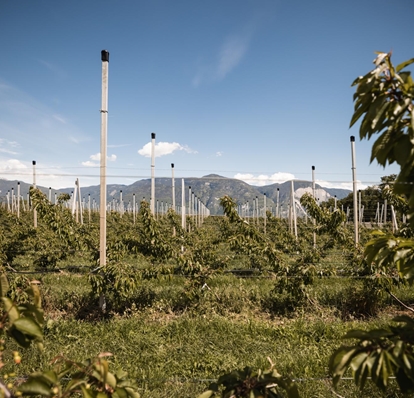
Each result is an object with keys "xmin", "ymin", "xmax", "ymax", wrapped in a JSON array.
[
  {"xmin": 28, "ymin": 188, "xmax": 99, "ymax": 268},
  {"xmin": 330, "ymin": 316, "xmax": 414, "ymax": 393},
  {"xmin": 18, "ymin": 354, "xmax": 140, "ymax": 398},
  {"xmin": 219, "ymin": 196, "xmax": 284, "ymax": 271},
  {"xmin": 0, "ymin": 207, "xmax": 35, "ymax": 267},
  {"xmin": 135, "ymin": 201, "xmax": 175, "ymax": 262},
  {"xmin": 199, "ymin": 363, "xmax": 299, "ymax": 398},
  {"xmin": 88, "ymin": 262, "xmax": 142, "ymax": 309},
  {"xmin": 300, "ymin": 193, "xmax": 348, "ymax": 243},
  {"xmin": 351, "ymin": 52, "xmax": 414, "ymax": 228},
  {"xmin": 365, "ymin": 231, "xmax": 414, "ymax": 283},
  {"xmin": 0, "ymin": 274, "xmax": 44, "ymax": 351},
  {"xmin": 331, "ymin": 52, "xmax": 414, "ymax": 393},
  {"xmin": 0, "ymin": 273, "xmax": 140, "ymax": 398}
]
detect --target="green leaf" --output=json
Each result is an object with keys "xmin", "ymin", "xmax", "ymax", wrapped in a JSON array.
[
  {"xmin": 18, "ymin": 379, "xmax": 52, "ymax": 396},
  {"xmin": 28, "ymin": 283, "xmax": 42, "ymax": 308},
  {"xmin": 30, "ymin": 372, "xmax": 57, "ymax": 386},
  {"xmin": 396, "ymin": 58, "xmax": 414, "ymax": 73},
  {"xmin": 371, "ymin": 128, "xmax": 395, "ymax": 166},
  {"xmin": 343, "ymin": 330, "xmax": 370, "ymax": 340},
  {"xmin": 124, "ymin": 387, "xmax": 140, "ymax": 398},
  {"xmin": 115, "ymin": 369, "xmax": 129, "ymax": 380},
  {"xmin": 10, "ymin": 327, "xmax": 31, "ymax": 348},
  {"xmin": 13, "ymin": 317, "xmax": 43, "ymax": 340},
  {"xmin": 105, "ymin": 372, "xmax": 117, "ymax": 388},
  {"xmin": 197, "ymin": 391, "xmax": 215, "ymax": 398},
  {"xmin": 370, "ymin": 100, "xmax": 390, "ymax": 131},
  {"xmin": 113, "ymin": 388, "xmax": 128, "ymax": 398},
  {"xmin": 21, "ymin": 303, "xmax": 44, "ymax": 325},
  {"xmin": 0, "ymin": 274, "xmax": 9, "ymax": 297},
  {"xmin": 395, "ymin": 367, "xmax": 414, "ymax": 393},
  {"xmin": 65, "ymin": 378, "xmax": 87, "ymax": 393},
  {"xmin": 330, "ymin": 346, "xmax": 359, "ymax": 386},
  {"xmin": 2, "ymin": 297, "xmax": 20, "ymax": 324},
  {"xmin": 80, "ymin": 385, "xmax": 96, "ymax": 398},
  {"xmin": 350, "ymin": 99, "xmax": 371, "ymax": 128}
]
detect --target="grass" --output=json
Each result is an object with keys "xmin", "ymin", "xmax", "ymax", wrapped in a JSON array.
[
  {"xmin": 4, "ymin": 267, "xmax": 414, "ymax": 397},
  {"xmin": 5, "ymin": 310, "xmax": 405, "ymax": 397}
]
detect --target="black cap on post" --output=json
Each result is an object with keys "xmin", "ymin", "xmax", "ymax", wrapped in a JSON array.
[
  {"xmin": 101, "ymin": 50, "xmax": 109, "ymax": 62},
  {"xmin": 32, "ymin": 160, "xmax": 36, "ymax": 165},
  {"xmin": 171, "ymin": 163, "xmax": 174, "ymax": 168},
  {"xmin": 312, "ymin": 165, "xmax": 315, "ymax": 170},
  {"xmin": 350, "ymin": 136, "xmax": 355, "ymax": 142},
  {"xmin": 151, "ymin": 133, "xmax": 156, "ymax": 139}
]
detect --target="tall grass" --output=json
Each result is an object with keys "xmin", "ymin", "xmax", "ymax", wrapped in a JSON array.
[{"xmin": 4, "ymin": 268, "xmax": 414, "ymax": 397}]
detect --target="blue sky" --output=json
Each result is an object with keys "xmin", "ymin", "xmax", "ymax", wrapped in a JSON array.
[{"xmin": 0, "ymin": 0, "xmax": 413, "ymax": 190}]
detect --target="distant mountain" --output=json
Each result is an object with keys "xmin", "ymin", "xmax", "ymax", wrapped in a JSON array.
[{"xmin": 0, "ymin": 175, "xmax": 351, "ymax": 215}]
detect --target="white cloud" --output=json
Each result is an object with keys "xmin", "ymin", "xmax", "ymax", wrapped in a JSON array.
[
  {"xmin": 0, "ymin": 148, "xmax": 18, "ymax": 155},
  {"xmin": 234, "ymin": 172, "xmax": 296, "ymax": 186},
  {"xmin": 0, "ymin": 81, "xmax": 91, "ymax": 152},
  {"xmin": 138, "ymin": 141, "xmax": 196, "ymax": 158},
  {"xmin": 0, "ymin": 139, "xmax": 19, "ymax": 155},
  {"xmin": 217, "ymin": 35, "xmax": 249, "ymax": 79},
  {"xmin": 38, "ymin": 59, "xmax": 67, "ymax": 79},
  {"xmin": 0, "ymin": 159, "xmax": 27, "ymax": 172},
  {"xmin": 316, "ymin": 179, "xmax": 367, "ymax": 191},
  {"xmin": 53, "ymin": 114, "xmax": 66, "ymax": 124},
  {"xmin": 216, "ymin": 151, "xmax": 223, "ymax": 157},
  {"xmin": 81, "ymin": 161, "xmax": 97, "ymax": 167},
  {"xmin": 192, "ymin": 31, "xmax": 251, "ymax": 87},
  {"xmin": 82, "ymin": 153, "xmax": 117, "ymax": 167},
  {"xmin": 90, "ymin": 153, "xmax": 101, "ymax": 161},
  {"xmin": 0, "ymin": 159, "xmax": 34, "ymax": 185}
]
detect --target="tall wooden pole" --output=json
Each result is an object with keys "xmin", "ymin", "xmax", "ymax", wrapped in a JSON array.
[
  {"xmin": 312, "ymin": 166, "xmax": 316, "ymax": 247},
  {"xmin": 150, "ymin": 132, "xmax": 156, "ymax": 215},
  {"xmin": 99, "ymin": 50, "xmax": 109, "ymax": 267},
  {"xmin": 88, "ymin": 194, "xmax": 91, "ymax": 223},
  {"xmin": 120, "ymin": 190, "xmax": 123, "ymax": 216},
  {"xmin": 77, "ymin": 179, "xmax": 83, "ymax": 225},
  {"xmin": 188, "ymin": 186, "xmax": 192, "ymax": 232},
  {"xmin": 181, "ymin": 179, "xmax": 186, "ymax": 230},
  {"xmin": 32, "ymin": 160, "xmax": 37, "ymax": 228},
  {"xmin": 17, "ymin": 182, "xmax": 20, "ymax": 218},
  {"xmin": 133, "ymin": 194, "xmax": 136, "ymax": 224},
  {"xmin": 291, "ymin": 180, "xmax": 297, "ymax": 239},
  {"xmin": 171, "ymin": 163, "xmax": 175, "ymax": 211},
  {"xmin": 351, "ymin": 136, "xmax": 359, "ymax": 245},
  {"xmin": 276, "ymin": 188, "xmax": 280, "ymax": 218}
]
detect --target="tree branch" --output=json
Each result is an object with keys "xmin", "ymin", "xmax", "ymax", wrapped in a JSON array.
[{"xmin": 387, "ymin": 290, "xmax": 414, "ymax": 314}]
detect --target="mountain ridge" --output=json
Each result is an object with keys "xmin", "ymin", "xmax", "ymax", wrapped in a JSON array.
[{"xmin": 0, "ymin": 175, "xmax": 351, "ymax": 215}]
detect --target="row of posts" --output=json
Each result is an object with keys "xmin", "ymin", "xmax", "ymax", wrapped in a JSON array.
[{"xmin": 3, "ymin": 176, "xmax": 210, "ymax": 231}]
